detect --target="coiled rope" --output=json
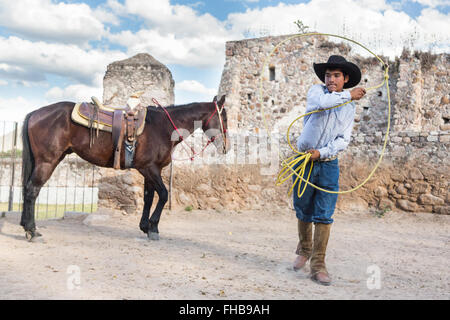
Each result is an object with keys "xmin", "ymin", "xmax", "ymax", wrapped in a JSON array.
[{"xmin": 258, "ymin": 32, "xmax": 391, "ymax": 198}]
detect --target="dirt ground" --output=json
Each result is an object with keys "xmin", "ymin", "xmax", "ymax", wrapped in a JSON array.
[{"xmin": 0, "ymin": 207, "xmax": 448, "ymax": 300}]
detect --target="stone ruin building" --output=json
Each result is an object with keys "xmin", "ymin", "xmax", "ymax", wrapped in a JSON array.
[
  {"xmin": 97, "ymin": 53, "xmax": 174, "ymax": 213},
  {"xmin": 97, "ymin": 34, "xmax": 449, "ymax": 216}
]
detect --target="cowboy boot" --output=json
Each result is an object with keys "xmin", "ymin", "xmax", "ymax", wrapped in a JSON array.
[
  {"xmin": 310, "ymin": 222, "xmax": 332, "ymax": 286},
  {"xmin": 293, "ymin": 220, "xmax": 313, "ymax": 271}
]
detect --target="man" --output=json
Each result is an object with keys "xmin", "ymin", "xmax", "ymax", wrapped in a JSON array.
[{"xmin": 292, "ymin": 55, "xmax": 366, "ymax": 286}]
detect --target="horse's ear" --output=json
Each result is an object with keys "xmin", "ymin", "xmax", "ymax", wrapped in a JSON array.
[
  {"xmin": 218, "ymin": 95, "xmax": 226, "ymax": 106},
  {"xmin": 213, "ymin": 95, "xmax": 217, "ymax": 102}
]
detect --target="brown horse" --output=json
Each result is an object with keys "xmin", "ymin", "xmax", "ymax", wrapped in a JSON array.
[{"xmin": 20, "ymin": 95, "xmax": 228, "ymax": 241}]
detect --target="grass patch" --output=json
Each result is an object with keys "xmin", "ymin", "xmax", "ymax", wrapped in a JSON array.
[
  {"xmin": 374, "ymin": 206, "xmax": 391, "ymax": 218},
  {"xmin": 0, "ymin": 150, "xmax": 22, "ymax": 158},
  {"xmin": 0, "ymin": 202, "xmax": 97, "ymax": 220}
]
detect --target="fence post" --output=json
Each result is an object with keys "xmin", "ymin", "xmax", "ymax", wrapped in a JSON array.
[{"xmin": 7, "ymin": 122, "xmax": 18, "ymax": 213}]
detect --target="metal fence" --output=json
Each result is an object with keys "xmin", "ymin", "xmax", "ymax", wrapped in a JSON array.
[{"xmin": 0, "ymin": 120, "xmax": 98, "ymax": 220}]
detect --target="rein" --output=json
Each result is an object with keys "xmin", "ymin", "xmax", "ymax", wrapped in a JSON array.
[{"xmin": 151, "ymin": 98, "xmax": 227, "ymax": 161}]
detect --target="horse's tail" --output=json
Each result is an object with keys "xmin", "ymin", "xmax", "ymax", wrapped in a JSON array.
[{"xmin": 21, "ymin": 112, "xmax": 35, "ymax": 197}]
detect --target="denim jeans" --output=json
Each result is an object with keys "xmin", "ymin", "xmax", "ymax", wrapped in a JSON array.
[{"xmin": 292, "ymin": 157, "xmax": 339, "ymax": 224}]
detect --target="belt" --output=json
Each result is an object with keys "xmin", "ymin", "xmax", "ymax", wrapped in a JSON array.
[{"xmin": 316, "ymin": 155, "xmax": 338, "ymax": 162}]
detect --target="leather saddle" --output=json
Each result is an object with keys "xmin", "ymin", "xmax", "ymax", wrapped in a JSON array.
[{"xmin": 71, "ymin": 95, "xmax": 147, "ymax": 169}]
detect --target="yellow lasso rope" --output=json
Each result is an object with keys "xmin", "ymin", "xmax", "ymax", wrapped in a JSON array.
[{"xmin": 258, "ymin": 32, "xmax": 391, "ymax": 197}]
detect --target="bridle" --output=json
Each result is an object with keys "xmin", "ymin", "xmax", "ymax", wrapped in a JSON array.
[
  {"xmin": 152, "ymin": 98, "xmax": 228, "ymax": 160},
  {"xmin": 204, "ymin": 100, "xmax": 228, "ymax": 154}
]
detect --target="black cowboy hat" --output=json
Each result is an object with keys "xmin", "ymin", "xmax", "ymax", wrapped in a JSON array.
[{"xmin": 313, "ymin": 55, "xmax": 361, "ymax": 89}]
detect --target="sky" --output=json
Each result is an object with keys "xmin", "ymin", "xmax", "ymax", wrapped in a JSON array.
[{"xmin": 0, "ymin": 0, "xmax": 449, "ymax": 121}]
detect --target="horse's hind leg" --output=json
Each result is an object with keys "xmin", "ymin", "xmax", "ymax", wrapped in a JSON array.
[{"xmin": 21, "ymin": 162, "xmax": 58, "ymax": 240}]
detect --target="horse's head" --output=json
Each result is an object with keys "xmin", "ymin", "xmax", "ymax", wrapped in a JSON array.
[{"xmin": 202, "ymin": 95, "xmax": 231, "ymax": 154}]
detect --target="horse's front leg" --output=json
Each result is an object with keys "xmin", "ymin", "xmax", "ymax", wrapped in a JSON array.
[
  {"xmin": 137, "ymin": 166, "xmax": 168, "ymax": 240},
  {"xmin": 139, "ymin": 180, "xmax": 155, "ymax": 234},
  {"xmin": 148, "ymin": 173, "xmax": 168, "ymax": 241}
]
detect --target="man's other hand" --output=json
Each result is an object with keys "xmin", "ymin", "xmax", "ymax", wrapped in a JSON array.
[
  {"xmin": 307, "ymin": 149, "xmax": 320, "ymax": 161},
  {"xmin": 350, "ymin": 87, "xmax": 366, "ymax": 100}
]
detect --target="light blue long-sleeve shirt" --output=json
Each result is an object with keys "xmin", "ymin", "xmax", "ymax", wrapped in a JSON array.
[{"xmin": 296, "ymin": 84, "xmax": 355, "ymax": 160}]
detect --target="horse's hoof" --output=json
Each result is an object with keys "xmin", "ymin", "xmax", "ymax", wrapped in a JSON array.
[
  {"xmin": 147, "ymin": 232, "xmax": 160, "ymax": 241},
  {"xmin": 139, "ymin": 225, "xmax": 149, "ymax": 234},
  {"xmin": 25, "ymin": 230, "xmax": 42, "ymax": 242}
]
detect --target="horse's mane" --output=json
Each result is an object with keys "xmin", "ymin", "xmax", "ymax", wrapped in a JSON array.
[
  {"xmin": 145, "ymin": 102, "xmax": 209, "ymax": 122},
  {"xmin": 146, "ymin": 102, "xmax": 197, "ymax": 111}
]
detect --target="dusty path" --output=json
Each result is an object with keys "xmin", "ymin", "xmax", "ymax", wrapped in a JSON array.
[{"xmin": 0, "ymin": 208, "xmax": 448, "ymax": 300}]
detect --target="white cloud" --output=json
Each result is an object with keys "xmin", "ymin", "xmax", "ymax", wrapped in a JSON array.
[
  {"xmin": 416, "ymin": 8, "xmax": 450, "ymax": 51},
  {"xmin": 227, "ymin": 0, "xmax": 260, "ymax": 3},
  {"xmin": 45, "ymin": 71, "xmax": 104, "ymax": 103},
  {"xmin": 0, "ymin": 96, "xmax": 45, "ymax": 122},
  {"xmin": 125, "ymin": 0, "xmax": 173, "ymax": 23},
  {"xmin": 0, "ymin": 79, "xmax": 7, "ymax": 86},
  {"xmin": 0, "ymin": 0, "xmax": 108, "ymax": 45},
  {"xmin": 0, "ymin": 36, "xmax": 127, "ymax": 85},
  {"xmin": 0, "ymin": 63, "xmax": 46, "ymax": 82},
  {"xmin": 227, "ymin": 2, "xmax": 305, "ymax": 36},
  {"xmin": 93, "ymin": 5, "xmax": 121, "ymax": 26},
  {"xmin": 177, "ymin": 80, "xmax": 217, "ymax": 96},
  {"xmin": 226, "ymin": 0, "xmax": 449, "ymax": 58},
  {"xmin": 104, "ymin": 0, "xmax": 127, "ymax": 15},
  {"xmin": 185, "ymin": 1, "xmax": 206, "ymax": 8},
  {"xmin": 89, "ymin": 0, "xmax": 450, "ymax": 70},
  {"xmin": 358, "ymin": 0, "xmax": 393, "ymax": 10},
  {"xmin": 411, "ymin": 0, "xmax": 450, "ymax": 8},
  {"xmin": 226, "ymin": 0, "xmax": 398, "ymax": 37},
  {"xmin": 45, "ymin": 83, "xmax": 103, "ymax": 103},
  {"xmin": 108, "ymin": 29, "xmax": 228, "ymax": 67},
  {"xmin": 106, "ymin": 0, "xmax": 237, "ymax": 67}
]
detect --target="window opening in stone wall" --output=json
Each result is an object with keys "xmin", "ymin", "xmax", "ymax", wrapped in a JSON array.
[
  {"xmin": 443, "ymin": 116, "xmax": 449, "ymax": 124},
  {"xmin": 247, "ymin": 93, "xmax": 252, "ymax": 101},
  {"xmin": 269, "ymin": 66, "xmax": 275, "ymax": 81}
]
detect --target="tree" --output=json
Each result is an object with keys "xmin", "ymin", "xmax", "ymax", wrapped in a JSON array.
[{"xmin": 294, "ymin": 20, "xmax": 309, "ymax": 33}]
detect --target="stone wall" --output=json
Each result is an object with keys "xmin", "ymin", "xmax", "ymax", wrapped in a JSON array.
[{"xmin": 211, "ymin": 34, "xmax": 449, "ymax": 214}]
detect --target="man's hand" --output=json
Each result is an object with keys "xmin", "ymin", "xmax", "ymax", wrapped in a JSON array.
[
  {"xmin": 307, "ymin": 149, "xmax": 320, "ymax": 161},
  {"xmin": 350, "ymin": 87, "xmax": 366, "ymax": 100}
]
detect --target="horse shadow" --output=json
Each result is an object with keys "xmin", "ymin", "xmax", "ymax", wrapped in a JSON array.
[{"xmin": 0, "ymin": 212, "xmax": 30, "ymax": 241}]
